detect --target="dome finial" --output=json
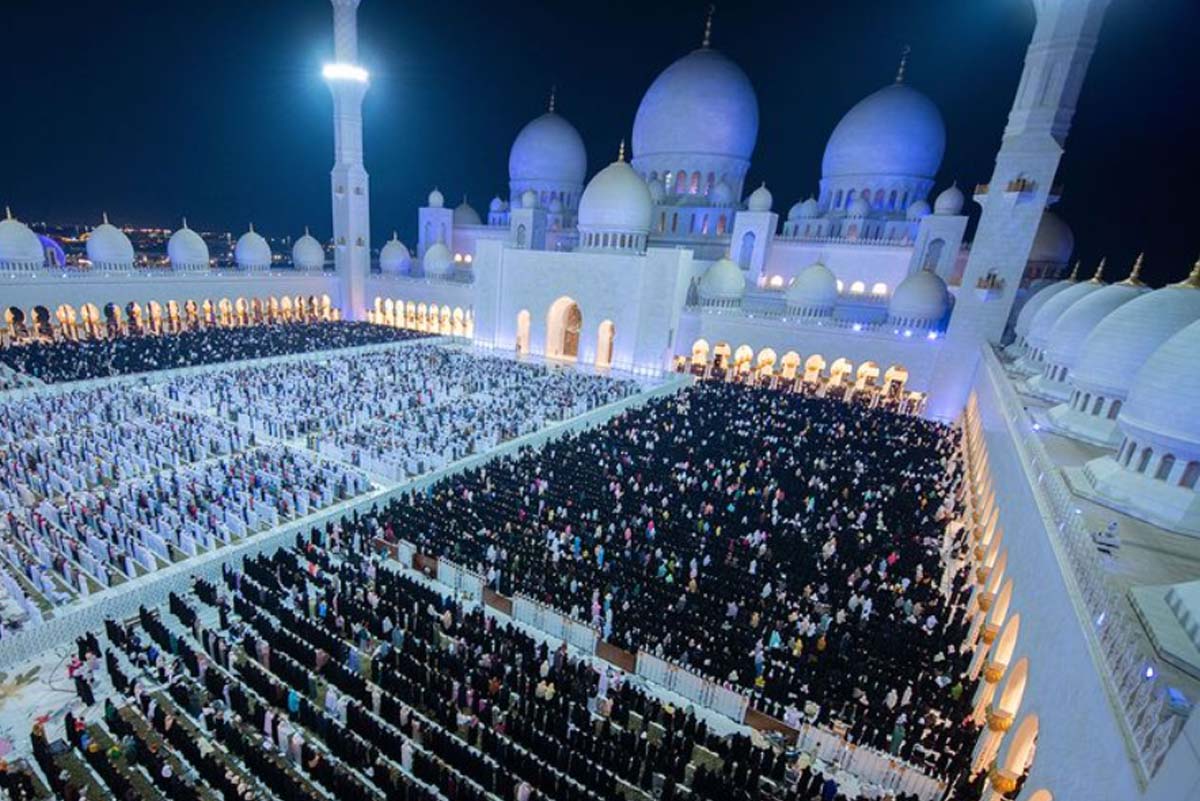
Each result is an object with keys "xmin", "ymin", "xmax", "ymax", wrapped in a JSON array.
[
  {"xmin": 102, "ymin": 211, "xmax": 109, "ymax": 225},
  {"xmin": 4, "ymin": 206, "xmax": 11, "ymax": 221},
  {"xmin": 249, "ymin": 222, "xmax": 255, "ymax": 234},
  {"xmin": 1091, "ymin": 256, "xmax": 1106, "ymax": 283},
  {"xmin": 1067, "ymin": 260, "xmax": 1080, "ymax": 281},
  {"xmin": 181, "ymin": 216, "xmax": 189, "ymax": 230},
  {"xmin": 304, "ymin": 225, "xmax": 310, "ymax": 236},
  {"xmin": 1173, "ymin": 257, "xmax": 1200, "ymax": 289},
  {"xmin": 548, "ymin": 85, "xmax": 556, "ymax": 113},
  {"xmin": 392, "ymin": 230, "xmax": 399, "ymax": 241},
  {"xmin": 618, "ymin": 139, "xmax": 626, "ymax": 162},
  {"xmin": 702, "ymin": 4, "xmax": 716, "ymax": 48},
  {"xmin": 895, "ymin": 44, "xmax": 911, "ymax": 84},
  {"xmin": 1120, "ymin": 252, "xmax": 1146, "ymax": 286}
]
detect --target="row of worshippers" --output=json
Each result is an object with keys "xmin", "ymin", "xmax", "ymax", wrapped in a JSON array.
[
  {"xmin": 0, "ymin": 320, "xmax": 425, "ymax": 383},
  {"xmin": 1, "ymin": 444, "xmax": 370, "ymax": 605},
  {"xmin": 156, "ymin": 343, "xmax": 637, "ymax": 478},
  {"xmin": 216, "ymin": 523, "xmax": 919, "ymax": 801},
  {"xmin": 362, "ymin": 382, "xmax": 979, "ymax": 783}
]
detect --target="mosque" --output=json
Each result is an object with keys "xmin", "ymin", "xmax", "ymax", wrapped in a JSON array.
[{"xmin": 3, "ymin": 0, "xmax": 1200, "ymax": 798}]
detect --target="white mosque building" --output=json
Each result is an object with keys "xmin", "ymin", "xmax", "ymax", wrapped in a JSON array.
[{"xmin": 3, "ymin": 1, "xmax": 1200, "ymax": 798}]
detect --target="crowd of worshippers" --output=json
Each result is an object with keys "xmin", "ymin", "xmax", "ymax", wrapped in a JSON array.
[
  {"xmin": 0, "ymin": 321, "xmax": 425, "ymax": 383},
  {"xmin": 0, "ymin": 439, "xmax": 370, "ymax": 632},
  {"xmin": 72, "ymin": 515, "xmax": 925, "ymax": 801},
  {"xmin": 158, "ymin": 345, "xmax": 638, "ymax": 479},
  {"xmin": 357, "ymin": 382, "xmax": 978, "ymax": 778}
]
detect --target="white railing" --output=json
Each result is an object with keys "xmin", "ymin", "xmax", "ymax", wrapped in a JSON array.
[{"xmin": 976, "ymin": 347, "xmax": 1184, "ymax": 782}]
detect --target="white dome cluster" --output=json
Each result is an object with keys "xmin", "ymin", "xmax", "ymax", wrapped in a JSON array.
[
  {"xmin": 380, "ymin": 232, "xmax": 412, "ymax": 273},
  {"xmin": 168, "ymin": 219, "xmax": 209, "ymax": 271},
  {"xmin": 0, "ymin": 208, "xmax": 45, "ymax": 270},
  {"xmin": 422, "ymin": 241, "xmax": 453, "ymax": 277},
  {"xmin": 577, "ymin": 144, "xmax": 653, "ymax": 253},
  {"xmin": 235, "ymin": 224, "xmax": 272, "ymax": 270},
  {"xmin": 291, "ymin": 227, "xmax": 325, "ymax": 270},
  {"xmin": 888, "ymin": 269, "xmax": 949, "ymax": 328},
  {"xmin": 698, "ymin": 257, "xmax": 746, "ymax": 304},
  {"xmin": 785, "ymin": 262, "xmax": 838, "ymax": 317},
  {"xmin": 86, "ymin": 213, "xmax": 135, "ymax": 270}
]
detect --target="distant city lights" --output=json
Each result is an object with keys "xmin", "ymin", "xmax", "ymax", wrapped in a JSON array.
[{"xmin": 323, "ymin": 63, "xmax": 369, "ymax": 83}]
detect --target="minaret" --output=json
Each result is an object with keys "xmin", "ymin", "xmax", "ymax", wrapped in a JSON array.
[
  {"xmin": 927, "ymin": 0, "xmax": 1111, "ymax": 420},
  {"xmin": 948, "ymin": 0, "xmax": 1111, "ymax": 344},
  {"xmin": 325, "ymin": 0, "xmax": 370, "ymax": 320}
]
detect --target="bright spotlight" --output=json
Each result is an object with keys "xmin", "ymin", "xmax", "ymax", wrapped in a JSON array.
[{"xmin": 323, "ymin": 63, "xmax": 369, "ymax": 83}]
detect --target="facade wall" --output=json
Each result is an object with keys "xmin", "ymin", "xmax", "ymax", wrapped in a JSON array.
[
  {"xmin": 0, "ymin": 271, "xmax": 341, "ymax": 315},
  {"xmin": 972, "ymin": 355, "xmax": 1145, "ymax": 800},
  {"xmin": 762, "ymin": 239, "xmax": 914, "ymax": 293}
]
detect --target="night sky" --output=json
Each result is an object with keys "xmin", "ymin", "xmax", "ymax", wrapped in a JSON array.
[{"xmin": 4, "ymin": 0, "xmax": 1198, "ymax": 286}]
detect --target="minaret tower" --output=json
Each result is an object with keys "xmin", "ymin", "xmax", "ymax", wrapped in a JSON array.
[
  {"xmin": 948, "ymin": 0, "xmax": 1111, "ymax": 344},
  {"xmin": 928, "ymin": 0, "xmax": 1111, "ymax": 420},
  {"xmin": 324, "ymin": 0, "xmax": 370, "ymax": 320}
]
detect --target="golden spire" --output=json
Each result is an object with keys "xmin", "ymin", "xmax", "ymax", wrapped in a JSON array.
[
  {"xmin": 1119, "ymin": 252, "xmax": 1146, "ymax": 287},
  {"xmin": 102, "ymin": 211, "xmax": 109, "ymax": 225},
  {"xmin": 4, "ymin": 206, "xmax": 11, "ymax": 220},
  {"xmin": 895, "ymin": 44, "xmax": 911, "ymax": 84},
  {"xmin": 702, "ymin": 4, "xmax": 715, "ymax": 48},
  {"xmin": 1172, "ymin": 257, "xmax": 1200, "ymax": 289},
  {"xmin": 1089, "ymin": 257, "xmax": 1106, "ymax": 283},
  {"xmin": 618, "ymin": 139, "xmax": 626, "ymax": 162},
  {"xmin": 1066, "ymin": 260, "xmax": 1080, "ymax": 281},
  {"xmin": 548, "ymin": 85, "xmax": 556, "ymax": 113}
]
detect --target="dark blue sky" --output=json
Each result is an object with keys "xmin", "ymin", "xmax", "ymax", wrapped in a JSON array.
[{"xmin": 4, "ymin": 0, "xmax": 1197, "ymax": 286}]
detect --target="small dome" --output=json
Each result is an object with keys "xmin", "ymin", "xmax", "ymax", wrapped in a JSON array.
[
  {"xmin": 1122, "ymin": 318, "xmax": 1200, "ymax": 456},
  {"xmin": 380, "ymin": 233, "xmax": 412, "ymax": 273},
  {"xmin": 647, "ymin": 178, "xmax": 666, "ymax": 203},
  {"xmin": 577, "ymin": 151, "xmax": 654, "ymax": 235},
  {"xmin": 698, "ymin": 257, "xmax": 746, "ymax": 301},
  {"xmin": 889, "ymin": 269, "xmax": 949, "ymax": 326},
  {"xmin": 1014, "ymin": 268, "xmax": 1078, "ymax": 339},
  {"xmin": 0, "ymin": 209, "xmax": 45, "ymax": 269},
  {"xmin": 1044, "ymin": 279, "xmax": 1150, "ymax": 372},
  {"xmin": 746, "ymin": 183, "xmax": 773, "ymax": 212},
  {"xmin": 235, "ymin": 225, "xmax": 272, "ymax": 269},
  {"xmin": 1073, "ymin": 265, "xmax": 1200, "ymax": 399},
  {"xmin": 423, "ymin": 242, "xmax": 453, "ymax": 277},
  {"xmin": 548, "ymin": 196, "xmax": 564, "ymax": 214},
  {"xmin": 508, "ymin": 111, "xmax": 588, "ymax": 187},
  {"xmin": 788, "ymin": 197, "xmax": 819, "ymax": 221},
  {"xmin": 521, "ymin": 190, "xmax": 538, "ymax": 209},
  {"xmin": 1025, "ymin": 263, "xmax": 1107, "ymax": 351},
  {"xmin": 453, "ymin": 199, "xmax": 482, "ymax": 226},
  {"xmin": 427, "ymin": 188, "xmax": 445, "ymax": 208},
  {"xmin": 291, "ymin": 228, "xmax": 325, "ymax": 270},
  {"xmin": 786, "ymin": 262, "xmax": 838, "ymax": 311},
  {"xmin": 85, "ymin": 214, "xmax": 135, "ymax": 268},
  {"xmin": 489, "ymin": 196, "xmax": 505, "ymax": 213},
  {"xmin": 906, "ymin": 199, "xmax": 931, "ymax": 221},
  {"xmin": 710, "ymin": 180, "xmax": 735, "ymax": 207},
  {"xmin": 822, "ymin": 83, "xmax": 945, "ymax": 187},
  {"xmin": 632, "ymin": 48, "xmax": 759, "ymax": 165},
  {"xmin": 933, "ymin": 183, "xmax": 964, "ymax": 215},
  {"xmin": 1028, "ymin": 210, "xmax": 1074, "ymax": 265},
  {"xmin": 167, "ymin": 219, "xmax": 209, "ymax": 270},
  {"xmin": 846, "ymin": 196, "xmax": 871, "ymax": 218}
]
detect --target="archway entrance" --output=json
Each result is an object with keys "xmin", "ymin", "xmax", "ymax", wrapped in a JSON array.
[
  {"xmin": 515, "ymin": 310, "xmax": 531, "ymax": 355},
  {"xmin": 596, "ymin": 320, "xmax": 615, "ymax": 368},
  {"xmin": 546, "ymin": 297, "xmax": 582, "ymax": 361}
]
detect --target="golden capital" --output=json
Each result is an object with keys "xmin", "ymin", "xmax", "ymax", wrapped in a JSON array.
[
  {"xmin": 976, "ymin": 566, "xmax": 990, "ymax": 584},
  {"xmin": 982, "ymin": 625, "xmax": 999, "ymax": 645},
  {"xmin": 985, "ymin": 705, "xmax": 1014, "ymax": 733},
  {"xmin": 988, "ymin": 766, "xmax": 1019, "ymax": 795},
  {"xmin": 983, "ymin": 663, "xmax": 1004, "ymax": 684},
  {"xmin": 978, "ymin": 593, "xmax": 995, "ymax": 613}
]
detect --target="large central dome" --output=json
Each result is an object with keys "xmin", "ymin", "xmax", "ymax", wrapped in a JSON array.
[
  {"xmin": 631, "ymin": 46, "xmax": 759, "ymax": 199},
  {"xmin": 508, "ymin": 107, "xmax": 587, "ymax": 214},
  {"xmin": 820, "ymin": 79, "xmax": 945, "ymax": 211}
]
